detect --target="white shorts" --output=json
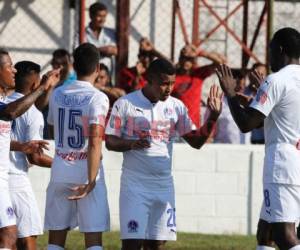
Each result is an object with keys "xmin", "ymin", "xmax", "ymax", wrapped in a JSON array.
[
  {"xmin": 120, "ymin": 178, "xmax": 176, "ymax": 241},
  {"xmin": 260, "ymin": 182, "xmax": 300, "ymax": 223},
  {"xmin": 10, "ymin": 183, "xmax": 43, "ymax": 238},
  {"xmin": 44, "ymin": 181, "xmax": 110, "ymax": 232},
  {"xmin": 0, "ymin": 183, "xmax": 16, "ymax": 229}
]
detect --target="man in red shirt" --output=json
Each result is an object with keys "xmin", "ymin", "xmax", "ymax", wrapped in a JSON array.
[
  {"xmin": 172, "ymin": 45, "xmax": 226, "ymax": 128},
  {"xmin": 118, "ymin": 38, "xmax": 168, "ymax": 93}
]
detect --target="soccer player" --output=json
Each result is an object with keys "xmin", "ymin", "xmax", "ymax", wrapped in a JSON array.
[
  {"xmin": 8, "ymin": 61, "xmax": 53, "ymax": 250},
  {"xmin": 44, "ymin": 43, "xmax": 110, "ymax": 250},
  {"xmin": 0, "ymin": 48, "xmax": 59, "ymax": 250},
  {"xmin": 216, "ymin": 27, "xmax": 300, "ymax": 250},
  {"xmin": 105, "ymin": 58, "xmax": 222, "ymax": 250}
]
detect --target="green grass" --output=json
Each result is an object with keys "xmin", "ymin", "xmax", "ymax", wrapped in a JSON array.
[{"xmin": 37, "ymin": 231, "xmax": 258, "ymax": 250}]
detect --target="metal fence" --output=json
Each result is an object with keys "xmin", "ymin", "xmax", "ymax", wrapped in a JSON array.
[{"xmin": 0, "ymin": 0, "xmax": 300, "ymax": 72}]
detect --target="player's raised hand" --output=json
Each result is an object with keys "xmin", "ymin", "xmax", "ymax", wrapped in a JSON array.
[
  {"xmin": 68, "ymin": 181, "xmax": 96, "ymax": 200},
  {"xmin": 207, "ymin": 84, "xmax": 223, "ymax": 121},
  {"xmin": 40, "ymin": 68, "xmax": 61, "ymax": 90},
  {"xmin": 216, "ymin": 64, "xmax": 236, "ymax": 97},
  {"xmin": 21, "ymin": 140, "xmax": 49, "ymax": 155},
  {"xmin": 249, "ymin": 69, "xmax": 264, "ymax": 93}
]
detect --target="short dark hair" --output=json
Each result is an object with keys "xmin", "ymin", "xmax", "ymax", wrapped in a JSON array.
[
  {"xmin": 14, "ymin": 61, "xmax": 41, "ymax": 91},
  {"xmin": 271, "ymin": 27, "xmax": 300, "ymax": 59},
  {"xmin": 147, "ymin": 59, "xmax": 175, "ymax": 79},
  {"xmin": 52, "ymin": 48, "xmax": 71, "ymax": 60},
  {"xmin": 73, "ymin": 43, "xmax": 100, "ymax": 76},
  {"xmin": 89, "ymin": 2, "xmax": 107, "ymax": 17},
  {"xmin": 99, "ymin": 63, "xmax": 109, "ymax": 75},
  {"xmin": 0, "ymin": 48, "xmax": 9, "ymax": 65},
  {"xmin": 252, "ymin": 62, "xmax": 266, "ymax": 70}
]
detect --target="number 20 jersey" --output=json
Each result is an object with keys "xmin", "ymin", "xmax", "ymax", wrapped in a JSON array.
[{"xmin": 47, "ymin": 80, "xmax": 109, "ymax": 184}]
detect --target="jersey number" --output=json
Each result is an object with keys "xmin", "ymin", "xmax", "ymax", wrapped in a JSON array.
[
  {"xmin": 167, "ymin": 208, "xmax": 176, "ymax": 227},
  {"xmin": 58, "ymin": 108, "xmax": 84, "ymax": 149}
]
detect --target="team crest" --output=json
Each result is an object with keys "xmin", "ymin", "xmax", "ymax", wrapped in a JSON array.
[
  {"xmin": 128, "ymin": 220, "xmax": 138, "ymax": 233},
  {"xmin": 6, "ymin": 207, "xmax": 14, "ymax": 218},
  {"xmin": 256, "ymin": 89, "xmax": 268, "ymax": 105}
]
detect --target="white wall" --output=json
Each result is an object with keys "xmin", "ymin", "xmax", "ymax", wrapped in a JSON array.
[{"xmin": 29, "ymin": 142, "xmax": 264, "ymax": 235}]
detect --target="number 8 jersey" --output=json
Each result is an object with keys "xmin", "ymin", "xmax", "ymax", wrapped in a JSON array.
[{"xmin": 47, "ymin": 80, "xmax": 109, "ymax": 184}]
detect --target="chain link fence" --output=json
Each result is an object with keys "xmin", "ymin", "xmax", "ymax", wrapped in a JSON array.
[{"xmin": 0, "ymin": 1, "xmax": 300, "ymax": 72}]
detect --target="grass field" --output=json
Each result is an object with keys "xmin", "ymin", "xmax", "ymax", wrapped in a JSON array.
[{"xmin": 37, "ymin": 231, "xmax": 259, "ymax": 250}]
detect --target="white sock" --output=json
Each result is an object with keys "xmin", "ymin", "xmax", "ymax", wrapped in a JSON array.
[
  {"xmin": 47, "ymin": 244, "xmax": 64, "ymax": 250},
  {"xmin": 289, "ymin": 245, "xmax": 300, "ymax": 250},
  {"xmin": 256, "ymin": 246, "xmax": 275, "ymax": 250},
  {"xmin": 86, "ymin": 247, "xmax": 103, "ymax": 250},
  {"xmin": 0, "ymin": 248, "xmax": 11, "ymax": 250}
]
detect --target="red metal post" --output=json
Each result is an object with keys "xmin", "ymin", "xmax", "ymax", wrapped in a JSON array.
[
  {"xmin": 197, "ymin": 1, "xmax": 243, "ymax": 47},
  {"xmin": 242, "ymin": 0, "xmax": 249, "ymax": 68},
  {"xmin": 176, "ymin": 0, "xmax": 190, "ymax": 45},
  {"xmin": 79, "ymin": 0, "xmax": 86, "ymax": 44},
  {"xmin": 201, "ymin": 0, "xmax": 260, "ymax": 63},
  {"xmin": 171, "ymin": 0, "xmax": 177, "ymax": 61},
  {"xmin": 192, "ymin": 0, "xmax": 200, "ymax": 45},
  {"xmin": 116, "ymin": 0, "xmax": 130, "ymax": 80}
]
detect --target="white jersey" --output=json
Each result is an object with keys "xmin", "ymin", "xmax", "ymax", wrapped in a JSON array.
[
  {"xmin": 250, "ymin": 64, "xmax": 300, "ymax": 185},
  {"xmin": 0, "ymin": 96, "xmax": 12, "ymax": 182},
  {"xmin": 48, "ymin": 80, "xmax": 109, "ymax": 184},
  {"xmin": 105, "ymin": 90, "xmax": 194, "ymax": 180},
  {"xmin": 7, "ymin": 92, "xmax": 44, "ymax": 176}
]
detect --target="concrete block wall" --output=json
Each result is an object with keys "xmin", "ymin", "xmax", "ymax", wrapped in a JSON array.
[{"xmin": 29, "ymin": 142, "xmax": 264, "ymax": 235}]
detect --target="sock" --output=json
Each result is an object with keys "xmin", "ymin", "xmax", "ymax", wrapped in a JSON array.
[
  {"xmin": 256, "ymin": 246, "xmax": 275, "ymax": 250},
  {"xmin": 0, "ymin": 248, "xmax": 11, "ymax": 250},
  {"xmin": 86, "ymin": 247, "xmax": 103, "ymax": 250},
  {"xmin": 289, "ymin": 246, "xmax": 300, "ymax": 250},
  {"xmin": 47, "ymin": 244, "xmax": 64, "ymax": 250}
]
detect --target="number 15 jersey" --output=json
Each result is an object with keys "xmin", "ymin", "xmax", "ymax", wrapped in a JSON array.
[{"xmin": 48, "ymin": 80, "xmax": 109, "ymax": 184}]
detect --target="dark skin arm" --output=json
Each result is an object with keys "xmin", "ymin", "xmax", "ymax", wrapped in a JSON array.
[
  {"xmin": 98, "ymin": 45, "xmax": 118, "ymax": 57},
  {"xmin": 216, "ymin": 64, "xmax": 265, "ymax": 133},
  {"xmin": 106, "ymin": 135, "xmax": 150, "ymax": 152},
  {"xmin": 182, "ymin": 85, "xmax": 223, "ymax": 149},
  {"xmin": 0, "ymin": 69, "xmax": 60, "ymax": 120},
  {"xmin": 10, "ymin": 140, "xmax": 49, "ymax": 154},
  {"xmin": 27, "ymin": 153, "xmax": 52, "ymax": 168}
]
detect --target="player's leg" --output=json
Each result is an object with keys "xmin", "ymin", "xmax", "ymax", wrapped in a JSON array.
[
  {"xmin": 272, "ymin": 222, "xmax": 300, "ymax": 250},
  {"xmin": 0, "ymin": 225, "xmax": 17, "ymax": 249},
  {"xmin": 260, "ymin": 183, "xmax": 300, "ymax": 250},
  {"xmin": 78, "ymin": 181, "xmax": 109, "ymax": 250},
  {"xmin": 119, "ymin": 183, "xmax": 150, "ymax": 250},
  {"xmin": 122, "ymin": 239, "xmax": 143, "ymax": 250},
  {"xmin": 256, "ymin": 219, "xmax": 275, "ymax": 250},
  {"xmin": 84, "ymin": 232, "xmax": 102, "ymax": 250},
  {"xmin": 10, "ymin": 183, "xmax": 43, "ymax": 250},
  {"xmin": 44, "ymin": 182, "xmax": 78, "ymax": 249},
  {"xmin": 144, "ymin": 188, "xmax": 176, "ymax": 250},
  {"xmin": 16, "ymin": 236, "xmax": 37, "ymax": 250},
  {"xmin": 48, "ymin": 230, "xmax": 68, "ymax": 249},
  {"xmin": 143, "ymin": 240, "xmax": 166, "ymax": 250},
  {"xmin": 0, "ymin": 186, "xmax": 17, "ymax": 249}
]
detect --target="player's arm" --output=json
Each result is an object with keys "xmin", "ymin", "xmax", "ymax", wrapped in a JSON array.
[
  {"xmin": 26, "ymin": 153, "xmax": 52, "ymax": 168},
  {"xmin": 216, "ymin": 64, "xmax": 265, "ymax": 133},
  {"xmin": 0, "ymin": 69, "xmax": 60, "ymax": 121},
  {"xmin": 182, "ymin": 85, "xmax": 222, "ymax": 149},
  {"xmin": 98, "ymin": 45, "xmax": 118, "ymax": 57},
  {"xmin": 106, "ymin": 135, "xmax": 150, "ymax": 152},
  {"xmin": 68, "ymin": 124, "xmax": 103, "ymax": 200},
  {"xmin": 10, "ymin": 140, "xmax": 49, "ymax": 154}
]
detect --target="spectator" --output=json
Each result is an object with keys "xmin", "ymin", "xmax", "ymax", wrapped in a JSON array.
[
  {"xmin": 172, "ymin": 44, "xmax": 226, "ymax": 128},
  {"xmin": 51, "ymin": 49, "xmax": 76, "ymax": 86},
  {"xmin": 95, "ymin": 63, "xmax": 125, "ymax": 105},
  {"xmin": 75, "ymin": 2, "xmax": 117, "ymax": 76},
  {"xmin": 118, "ymin": 37, "xmax": 168, "ymax": 93}
]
